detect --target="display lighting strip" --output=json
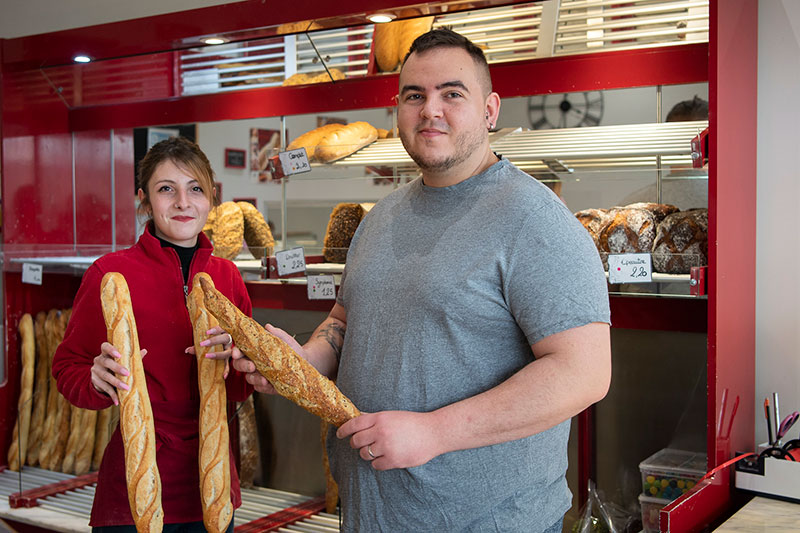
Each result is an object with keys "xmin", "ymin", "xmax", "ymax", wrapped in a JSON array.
[{"xmin": 331, "ymin": 121, "xmax": 708, "ymax": 172}]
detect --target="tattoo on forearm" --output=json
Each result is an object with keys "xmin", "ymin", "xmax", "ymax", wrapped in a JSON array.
[{"xmin": 314, "ymin": 321, "xmax": 346, "ymax": 361}]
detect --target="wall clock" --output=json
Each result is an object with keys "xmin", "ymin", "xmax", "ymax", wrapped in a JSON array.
[{"xmin": 528, "ymin": 91, "xmax": 604, "ymax": 129}]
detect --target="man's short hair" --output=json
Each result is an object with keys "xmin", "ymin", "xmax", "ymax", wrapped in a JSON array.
[
  {"xmin": 666, "ymin": 96, "xmax": 708, "ymax": 122},
  {"xmin": 402, "ymin": 27, "xmax": 492, "ymax": 93}
]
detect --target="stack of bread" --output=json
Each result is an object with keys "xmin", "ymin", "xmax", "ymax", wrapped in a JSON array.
[
  {"xmin": 203, "ymin": 201, "xmax": 274, "ymax": 261},
  {"xmin": 7, "ymin": 309, "xmax": 116, "ymax": 474},
  {"xmin": 322, "ymin": 202, "xmax": 374, "ymax": 263},
  {"xmin": 373, "ymin": 13, "xmax": 435, "ymax": 72},
  {"xmin": 287, "ymin": 121, "xmax": 379, "ymax": 163},
  {"xmin": 574, "ymin": 202, "xmax": 708, "ymax": 274}
]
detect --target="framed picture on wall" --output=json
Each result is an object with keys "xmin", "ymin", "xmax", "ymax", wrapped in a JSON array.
[
  {"xmin": 225, "ymin": 148, "xmax": 246, "ymax": 168},
  {"xmin": 147, "ymin": 127, "xmax": 180, "ymax": 149},
  {"xmin": 249, "ymin": 128, "xmax": 281, "ymax": 182}
]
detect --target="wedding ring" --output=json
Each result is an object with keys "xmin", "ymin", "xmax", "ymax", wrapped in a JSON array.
[
  {"xmin": 367, "ymin": 445, "xmax": 376, "ymax": 459},
  {"xmin": 226, "ymin": 333, "xmax": 233, "ymax": 347}
]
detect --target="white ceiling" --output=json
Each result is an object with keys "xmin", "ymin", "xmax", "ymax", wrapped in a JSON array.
[{"xmin": 0, "ymin": 0, "xmax": 247, "ymax": 39}]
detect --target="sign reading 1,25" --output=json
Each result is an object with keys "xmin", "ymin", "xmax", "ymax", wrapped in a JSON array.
[{"xmin": 275, "ymin": 247, "xmax": 306, "ymax": 277}]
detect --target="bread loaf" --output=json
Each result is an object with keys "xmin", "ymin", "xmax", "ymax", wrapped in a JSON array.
[
  {"xmin": 199, "ymin": 277, "xmax": 360, "ymax": 426},
  {"xmin": 652, "ymin": 209, "xmax": 708, "ymax": 274},
  {"xmin": 287, "ymin": 124, "xmax": 344, "ymax": 161},
  {"xmin": 73, "ymin": 408, "xmax": 97, "ymax": 475},
  {"xmin": 188, "ymin": 273, "xmax": 233, "ymax": 533},
  {"xmin": 283, "ymin": 68, "xmax": 345, "ymax": 86},
  {"xmin": 276, "ymin": 20, "xmax": 323, "ymax": 34},
  {"xmin": 621, "ymin": 202, "xmax": 679, "ymax": 225},
  {"xmin": 37, "ymin": 309, "xmax": 62, "ymax": 469},
  {"xmin": 373, "ymin": 15, "xmax": 434, "ymax": 72},
  {"xmin": 322, "ymin": 203, "xmax": 369, "ymax": 263},
  {"xmin": 45, "ymin": 311, "xmax": 72, "ymax": 472},
  {"xmin": 61, "ymin": 405, "xmax": 84, "ymax": 473},
  {"xmin": 237, "ymin": 202, "xmax": 275, "ymax": 260},
  {"xmin": 598, "ymin": 208, "xmax": 657, "ymax": 255},
  {"xmin": 92, "ymin": 407, "xmax": 114, "ymax": 471},
  {"xmin": 574, "ymin": 208, "xmax": 612, "ymax": 248},
  {"xmin": 211, "ymin": 202, "xmax": 244, "ymax": 261},
  {"xmin": 26, "ymin": 311, "xmax": 50, "ymax": 466},
  {"xmin": 315, "ymin": 122, "xmax": 378, "ymax": 163},
  {"xmin": 396, "ymin": 17, "xmax": 434, "ymax": 65},
  {"xmin": 101, "ymin": 272, "xmax": 163, "ymax": 533},
  {"xmin": 7, "ymin": 313, "xmax": 35, "ymax": 471}
]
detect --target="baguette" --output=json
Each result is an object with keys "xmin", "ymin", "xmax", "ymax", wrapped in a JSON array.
[
  {"xmin": 101, "ymin": 272, "xmax": 163, "ymax": 533},
  {"xmin": 73, "ymin": 408, "xmax": 97, "ymax": 475},
  {"xmin": 198, "ymin": 276, "xmax": 360, "ymax": 426},
  {"xmin": 187, "ymin": 273, "xmax": 233, "ymax": 533},
  {"xmin": 37, "ymin": 309, "xmax": 61, "ymax": 469},
  {"xmin": 26, "ymin": 311, "xmax": 50, "ymax": 466},
  {"xmin": 7, "ymin": 313, "xmax": 35, "ymax": 471},
  {"xmin": 314, "ymin": 121, "xmax": 378, "ymax": 163},
  {"xmin": 61, "ymin": 406, "xmax": 84, "ymax": 473},
  {"xmin": 46, "ymin": 311, "xmax": 72, "ymax": 472},
  {"xmin": 92, "ymin": 407, "xmax": 113, "ymax": 471}
]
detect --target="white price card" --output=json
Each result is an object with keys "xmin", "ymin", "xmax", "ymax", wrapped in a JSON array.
[
  {"xmin": 275, "ymin": 247, "xmax": 306, "ymax": 276},
  {"xmin": 22, "ymin": 263, "xmax": 43, "ymax": 285},
  {"xmin": 608, "ymin": 253, "xmax": 652, "ymax": 284},
  {"xmin": 307, "ymin": 274, "xmax": 336, "ymax": 300},
  {"xmin": 278, "ymin": 148, "xmax": 312, "ymax": 176}
]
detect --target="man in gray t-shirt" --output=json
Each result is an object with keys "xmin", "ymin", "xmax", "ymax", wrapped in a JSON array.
[{"xmin": 233, "ymin": 28, "xmax": 611, "ymax": 532}]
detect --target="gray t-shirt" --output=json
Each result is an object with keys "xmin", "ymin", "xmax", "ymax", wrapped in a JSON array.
[{"xmin": 331, "ymin": 158, "xmax": 610, "ymax": 532}]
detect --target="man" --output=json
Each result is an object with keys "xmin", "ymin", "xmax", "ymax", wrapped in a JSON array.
[{"xmin": 234, "ymin": 28, "xmax": 611, "ymax": 532}]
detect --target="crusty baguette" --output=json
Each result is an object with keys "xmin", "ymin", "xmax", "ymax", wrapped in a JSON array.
[
  {"xmin": 92, "ymin": 406, "xmax": 113, "ymax": 471},
  {"xmin": 100, "ymin": 272, "xmax": 163, "ymax": 533},
  {"xmin": 26, "ymin": 311, "xmax": 50, "ymax": 466},
  {"xmin": 61, "ymin": 405, "xmax": 84, "ymax": 473},
  {"xmin": 46, "ymin": 311, "xmax": 72, "ymax": 472},
  {"xmin": 314, "ymin": 121, "xmax": 378, "ymax": 163},
  {"xmin": 7, "ymin": 313, "xmax": 35, "ymax": 471},
  {"xmin": 73, "ymin": 408, "xmax": 97, "ymax": 475},
  {"xmin": 198, "ymin": 276, "xmax": 360, "ymax": 426},
  {"xmin": 287, "ymin": 124, "xmax": 344, "ymax": 161},
  {"xmin": 37, "ymin": 309, "xmax": 61, "ymax": 469},
  {"xmin": 188, "ymin": 273, "xmax": 233, "ymax": 533}
]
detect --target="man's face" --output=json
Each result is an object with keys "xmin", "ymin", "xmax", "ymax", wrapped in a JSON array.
[{"xmin": 397, "ymin": 47, "xmax": 491, "ymax": 175}]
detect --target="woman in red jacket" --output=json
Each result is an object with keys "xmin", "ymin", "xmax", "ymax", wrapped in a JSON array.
[{"xmin": 53, "ymin": 136, "xmax": 253, "ymax": 532}]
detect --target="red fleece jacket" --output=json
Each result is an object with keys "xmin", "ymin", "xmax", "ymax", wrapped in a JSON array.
[{"xmin": 53, "ymin": 224, "xmax": 253, "ymax": 526}]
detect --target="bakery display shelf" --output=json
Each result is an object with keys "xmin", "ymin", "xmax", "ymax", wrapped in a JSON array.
[{"xmin": 324, "ymin": 121, "xmax": 708, "ymax": 174}]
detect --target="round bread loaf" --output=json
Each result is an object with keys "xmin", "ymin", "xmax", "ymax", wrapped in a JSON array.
[
  {"xmin": 237, "ymin": 201, "xmax": 275, "ymax": 260},
  {"xmin": 621, "ymin": 202, "xmax": 680, "ymax": 225},
  {"xmin": 652, "ymin": 209, "xmax": 708, "ymax": 274},
  {"xmin": 574, "ymin": 208, "xmax": 611, "ymax": 247},
  {"xmin": 598, "ymin": 208, "xmax": 657, "ymax": 255},
  {"xmin": 323, "ymin": 203, "xmax": 367, "ymax": 263},
  {"xmin": 211, "ymin": 202, "xmax": 244, "ymax": 261}
]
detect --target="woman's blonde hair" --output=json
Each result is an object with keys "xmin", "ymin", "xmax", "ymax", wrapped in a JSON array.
[{"xmin": 137, "ymin": 136, "xmax": 217, "ymax": 219}]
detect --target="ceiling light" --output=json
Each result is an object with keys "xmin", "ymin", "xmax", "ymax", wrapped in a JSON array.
[
  {"xmin": 367, "ymin": 13, "xmax": 396, "ymax": 23},
  {"xmin": 73, "ymin": 55, "xmax": 92, "ymax": 63},
  {"xmin": 203, "ymin": 37, "xmax": 228, "ymax": 45}
]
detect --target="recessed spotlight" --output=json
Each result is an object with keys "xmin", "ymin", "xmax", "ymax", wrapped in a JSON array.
[
  {"xmin": 367, "ymin": 13, "xmax": 396, "ymax": 23},
  {"xmin": 73, "ymin": 55, "xmax": 92, "ymax": 63},
  {"xmin": 203, "ymin": 37, "xmax": 228, "ymax": 45}
]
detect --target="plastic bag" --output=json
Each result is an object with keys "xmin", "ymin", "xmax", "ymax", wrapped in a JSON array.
[{"xmin": 572, "ymin": 480, "xmax": 617, "ymax": 533}]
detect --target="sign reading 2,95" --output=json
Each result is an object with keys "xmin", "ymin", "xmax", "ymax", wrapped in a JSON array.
[
  {"xmin": 275, "ymin": 247, "xmax": 306, "ymax": 276},
  {"xmin": 607, "ymin": 253, "xmax": 652, "ymax": 284}
]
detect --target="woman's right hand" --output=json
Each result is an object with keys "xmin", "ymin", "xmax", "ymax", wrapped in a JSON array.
[{"xmin": 91, "ymin": 342, "xmax": 142, "ymax": 406}]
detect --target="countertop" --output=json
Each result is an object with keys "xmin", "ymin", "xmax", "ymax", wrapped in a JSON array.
[{"xmin": 713, "ymin": 496, "xmax": 800, "ymax": 532}]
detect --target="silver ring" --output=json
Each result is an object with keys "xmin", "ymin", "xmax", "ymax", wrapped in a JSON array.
[
  {"xmin": 367, "ymin": 445, "xmax": 375, "ymax": 459},
  {"xmin": 226, "ymin": 333, "xmax": 233, "ymax": 347}
]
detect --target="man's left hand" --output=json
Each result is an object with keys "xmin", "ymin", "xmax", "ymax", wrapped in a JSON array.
[{"xmin": 337, "ymin": 411, "xmax": 443, "ymax": 470}]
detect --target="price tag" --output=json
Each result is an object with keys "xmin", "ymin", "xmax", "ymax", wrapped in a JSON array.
[
  {"xmin": 278, "ymin": 148, "xmax": 312, "ymax": 176},
  {"xmin": 275, "ymin": 247, "xmax": 306, "ymax": 276},
  {"xmin": 22, "ymin": 263, "xmax": 43, "ymax": 285},
  {"xmin": 608, "ymin": 253, "xmax": 652, "ymax": 284},
  {"xmin": 307, "ymin": 274, "xmax": 336, "ymax": 300}
]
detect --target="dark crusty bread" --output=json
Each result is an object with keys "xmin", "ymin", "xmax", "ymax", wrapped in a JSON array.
[
  {"xmin": 652, "ymin": 209, "xmax": 708, "ymax": 274},
  {"xmin": 322, "ymin": 203, "xmax": 370, "ymax": 263},
  {"xmin": 598, "ymin": 208, "xmax": 657, "ymax": 254}
]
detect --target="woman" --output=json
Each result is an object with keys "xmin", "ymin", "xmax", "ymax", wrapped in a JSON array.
[{"xmin": 53, "ymin": 136, "xmax": 252, "ymax": 531}]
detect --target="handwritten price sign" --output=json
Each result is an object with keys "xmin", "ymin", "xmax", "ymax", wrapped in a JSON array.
[
  {"xmin": 608, "ymin": 253, "xmax": 653, "ymax": 284},
  {"xmin": 307, "ymin": 275, "xmax": 336, "ymax": 300},
  {"xmin": 278, "ymin": 148, "xmax": 311, "ymax": 176},
  {"xmin": 275, "ymin": 247, "xmax": 306, "ymax": 276}
]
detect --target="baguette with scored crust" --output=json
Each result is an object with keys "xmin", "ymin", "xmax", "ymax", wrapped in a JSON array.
[
  {"xmin": 7, "ymin": 313, "xmax": 35, "ymax": 471},
  {"xmin": 198, "ymin": 276, "xmax": 360, "ymax": 426},
  {"xmin": 187, "ymin": 273, "xmax": 233, "ymax": 533},
  {"xmin": 101, "ymin": 272, "xmax": 163, "ymax": 533},
  {"xmin": 26, "ymin": 311, "xmax": 50, "ymax": 466}
]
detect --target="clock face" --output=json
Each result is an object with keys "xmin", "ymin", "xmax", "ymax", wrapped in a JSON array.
[{"xmin": 528, "ymin": 91, "xmax": 604, "ymax": 129}]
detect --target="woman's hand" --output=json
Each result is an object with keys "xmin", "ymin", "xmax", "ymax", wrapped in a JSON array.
[
  {"xmin": 91, "ymin": 342, "xmax": 147, "ymax": 406},
  {"xmin": 185, "ymin": 325, "xmax": 234, "ymax": 378}
]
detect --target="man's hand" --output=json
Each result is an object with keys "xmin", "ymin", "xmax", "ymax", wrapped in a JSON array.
[{"xmin": 336, "ymin": 411, "xmax": 443, "ymax": 471}]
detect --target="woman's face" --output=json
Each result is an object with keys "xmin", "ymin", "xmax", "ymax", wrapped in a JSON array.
[{"xmin": 138, "ymin": 159, "xmax": 212, "ymax": 247}]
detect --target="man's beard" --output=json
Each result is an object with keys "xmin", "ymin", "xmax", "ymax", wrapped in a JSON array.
[{"xmin": 400, "ymin": 126, "xmax": 485, "ymax": 173}]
